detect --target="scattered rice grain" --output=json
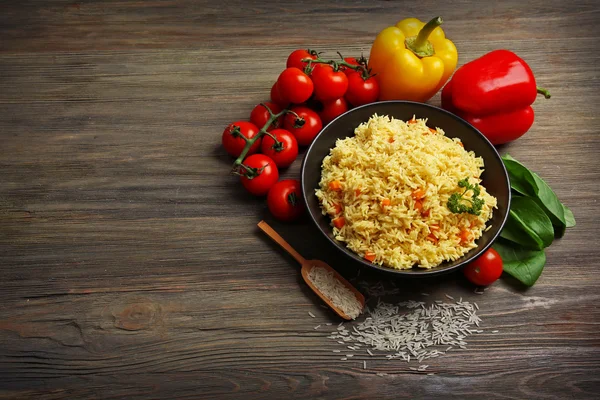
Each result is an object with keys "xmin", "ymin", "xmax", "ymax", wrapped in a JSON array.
[{"xmin": 325, "ymin": 297, "xmax": 483, "ymax": 364}]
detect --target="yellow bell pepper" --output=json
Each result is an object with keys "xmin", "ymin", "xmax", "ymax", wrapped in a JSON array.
[{"xmin": 368, "ymin": 17, "xmax": 458, "ymax": 102}]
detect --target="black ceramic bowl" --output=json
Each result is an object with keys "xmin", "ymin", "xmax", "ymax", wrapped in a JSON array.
[{"xmin": 301, "ymin": 101, "xmax": 511, "ymax": 277}]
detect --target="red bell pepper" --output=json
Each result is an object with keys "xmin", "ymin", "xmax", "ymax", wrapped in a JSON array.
[{"xmin": 441, "ymin": 50, "xmax": 550, "ymax": 145}]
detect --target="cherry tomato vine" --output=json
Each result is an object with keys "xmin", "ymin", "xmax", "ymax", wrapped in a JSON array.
[
  {"xmin": 230, "ymin": 104, "xmax": 301, "ymax": 175},
  {"xmin": 221, "ymin": 48, "xmax": 381, "ymax": 222},
  {"xmin": 302, "ymin": 52, "xmax": 373, "ymax": 80}
]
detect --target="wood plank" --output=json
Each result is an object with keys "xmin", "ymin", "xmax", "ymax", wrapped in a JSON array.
[
  {"xmin": 0, "ymin": 0, "xmax": 599, "ymax": 398},
  {"xmin": 1, "ymin": 0, "xmax": 599, "ymax": 52}
]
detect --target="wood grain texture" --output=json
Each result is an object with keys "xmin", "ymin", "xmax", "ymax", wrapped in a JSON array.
[{"xmin": 1, "ymin": 0, "xmax": 599, "ymax": 398}]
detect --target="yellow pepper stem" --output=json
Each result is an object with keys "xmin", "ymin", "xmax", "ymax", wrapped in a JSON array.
[{"xmin": 405, "ymin": 16, "xmax": 443, "ymax": 58}]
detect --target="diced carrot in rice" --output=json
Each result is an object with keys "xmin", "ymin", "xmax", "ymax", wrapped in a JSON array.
[
  {"xmin": 329, "ymin": 180, "xmax": 342, "ymax": 191},
  {"xmin": 333, "ymin": 217, "xmax": 346, "ymax": 229},
  {"xmin": 364, "ymin": 252, "xmax": 376, "ymax": 262}
]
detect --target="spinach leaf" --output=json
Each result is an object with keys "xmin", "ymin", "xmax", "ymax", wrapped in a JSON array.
[
  {"xmin": 500, "ymin": 196, "xmax": 554, "ymax": 250},
  {"xmin": 500, "ymin": 216, "xmax": 544, "ymax": 250},
  {"xmin": 502, "ymin": 154, "xmax": 574, "ymax": 236},
  {"xmin": 496, "ymin": 155, "xmax": 575, "ymax": 288},
  {"xmin": 493, "ymin": 239, "xmax": 546, "ymax": 287},
  {"xmin": 502, "ymin": 154, "xmax": 538, "ymax": 197},
  {"xmin": 563, "ymin": 205, "xmax": 576, "ymax": 228}
]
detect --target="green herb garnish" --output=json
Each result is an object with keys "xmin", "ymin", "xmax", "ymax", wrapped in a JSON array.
[{"xmin": 447, "ymin": 178, "xmax": 485, "ymax": 215}]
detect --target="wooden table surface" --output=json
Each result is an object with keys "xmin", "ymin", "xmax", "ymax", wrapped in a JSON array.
[{"xmin": 1, "ymin": 1, "xmax": 599, "ymax": 399}]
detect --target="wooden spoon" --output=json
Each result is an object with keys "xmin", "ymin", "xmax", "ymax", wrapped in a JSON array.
[{"xmin": 257, "ymin": 220, "xmax": 365, "ymax": 320}]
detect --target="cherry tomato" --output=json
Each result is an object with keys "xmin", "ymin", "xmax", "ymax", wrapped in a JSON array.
[
  {"xmin": 311, "ymin": 64, "xmax": 348, "ymax": 102},
  {"xmin": 283, "ymin": 106, "xmax": 323, "ymax": 146},
  {"xmin": 319, "ymin": 97, "xmax": 349, "ymax": 125},
  {"xmin": 270, "ymin": 82, "xmax": 289, "ymax": 108},
  {"xmin": 276, "ymin": 67, "xmax": 314, "ymax": 104},
  {"xmin": 345, "ymin": 73, "xmax": 379, "ymax": 107},
  {"xmin": 286, "ymin": 49, "xmax": 317, "ymax": 72},
  {"xmin": 239, "ymin": 154, "xmax": 279, "ymax": 196},
  {"xmin": 221, "ymin": 121, "xmax": 261, "ymax": 158},
  {"xmin": 340, "ymin": 57, "xmax": 361, "ymax": 75},
  {"xmin": 306, "ymin": 62, "xmax": 325, "ymax": 76},
  {"xmin": 267, "ymin": 179, "xmax": 305, "ymax": 222},
  {"xmin": 342, "ymin": 57, "xmax": 360, "ymax": 67},
  {"xmin": 260, "ymin": 129, "xmax": 298, "ymax": 168},
  {"xmin": 463, "ymin": 248, "xmax": 503, "ymax": 286},
  {"xmin": 250, "ymin": 102, "xmax": 283, "ymax": 132}
]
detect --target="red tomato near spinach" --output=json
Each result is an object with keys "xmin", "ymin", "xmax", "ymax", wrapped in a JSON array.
[
  {"xmin": 345, "ymin": 73, "xmax": 379, "ymax": 107},
  {"xmin": 250, "ymin": 102, "xmax": 282, "ymax": 131},
  {"xmin": 276, "ymin": 67, "xmax": 314, "ymax": 105},
  {"xmin": 286, "ymin": 49, "xmax": 317, "ymax": 72},
  {"xmin": 240, "ymin": 154, "xmax": 279, "ymax": 196},
  {"xmin": 260, "ymin": 129, "xmax": 298, "ymax": 168},
  {"xmin": 311, "ymin": 64, "xmax": 348, "ymax": 102},
  {"xmin": 463, "ymin": 248, "xmax": 503, "ymax": 286},
  {"xmin": 221, "ymin": 121, "xmax": 261, "ymax": 158},
  {"xmin": 319, "ymin": 97, "xmax": 349, "ymax": 125},
  {"xmin": 267, "ymin": 179, "xmax": 305, "ymax": 222},
  {"xmin": 283, "ymin": 106, "xmax": 323, "ymax": 146}
]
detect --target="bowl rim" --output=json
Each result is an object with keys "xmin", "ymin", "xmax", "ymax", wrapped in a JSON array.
[{"xmin": 300, "ymin": 100, "xmax": 511, "ymax": 277}]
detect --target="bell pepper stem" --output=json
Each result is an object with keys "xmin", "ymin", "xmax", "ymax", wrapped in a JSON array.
[
  {"xmin": 414, "ymin": 17, "xmax": 443, "ymax": 48},
  {"xmin": 405, "ymin": 17, "xmax": 442, "ymax": 58},
  {"xmin": 537, "ymin": 87, "xmax": 551, "ymax": 99}
]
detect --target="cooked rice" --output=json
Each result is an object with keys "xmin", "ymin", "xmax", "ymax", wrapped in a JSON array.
[{"xmin": 315, "ymin": 114, "xmax": 497, "ymax": 270}]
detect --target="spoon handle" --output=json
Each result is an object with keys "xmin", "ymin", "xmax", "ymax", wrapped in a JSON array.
[{"xmin": 257, "ymin": 220, "xmax": 307, "ymax": 266}]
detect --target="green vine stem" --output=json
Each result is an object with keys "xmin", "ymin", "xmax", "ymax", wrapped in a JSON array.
[
  {"xmin": 231, "ymin": 106, "xmax": 300, "ymax": 175},
  {"xmin": 301, "ymin": 52, "xmax": 372, "ymax": 80}
]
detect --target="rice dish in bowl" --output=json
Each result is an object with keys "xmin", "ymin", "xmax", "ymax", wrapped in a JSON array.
[{"xmin": 315, "ymin": 114, "xmax": 497, "ymax": 270}]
